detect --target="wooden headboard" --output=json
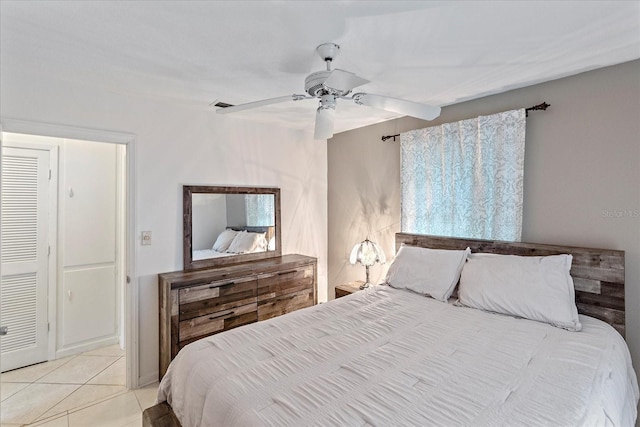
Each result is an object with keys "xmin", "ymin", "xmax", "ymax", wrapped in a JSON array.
[
  {"xmin": 396, "ymin": 233, "xmax": 626, "ymax": 337},
  {"xmin": 229, "ymin": 226, "xmax": 275, "ymax": 243}
]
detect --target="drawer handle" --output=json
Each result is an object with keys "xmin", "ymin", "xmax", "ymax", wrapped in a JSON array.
[
  {"xmin": 210, "ymin": 281, "xmax": 235, "ymax": 289},
  {"xmin": 278, "ymin": 270, "xmax": 298, "ymax": 276},
  {"xmin": 209, "ymin": 311, "xmax": 234, "ymax": 320}
]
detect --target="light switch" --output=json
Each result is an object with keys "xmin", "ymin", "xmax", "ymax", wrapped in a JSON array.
[{"xmin": 141, "ymin": 231, "xmax": 152, "ymax": 246}]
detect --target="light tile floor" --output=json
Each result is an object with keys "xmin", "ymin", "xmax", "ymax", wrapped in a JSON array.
[{"xmin": 0, "ymin": 344, "xmax": 159, "ymax": 427}]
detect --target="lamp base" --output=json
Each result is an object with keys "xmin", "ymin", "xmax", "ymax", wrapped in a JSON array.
[{"xmin": 359, "ymin": 282, "xmax": 372, "ymax": 290}]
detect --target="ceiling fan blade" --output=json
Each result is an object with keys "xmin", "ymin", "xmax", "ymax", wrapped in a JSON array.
[
  {"xmin": 216, "ymin": 94, "xmax": 309, "ymax": 114},
  {"xmin": 324, "ymin": 69, "xmax": 370, "ymax": 92},
  {"xmin": 352, "ymin": 93, "xmax": 441, "ymax": 121},
  {"xmin": 314, "ymin": 107, "xmax": 335, "ymax": 140}
]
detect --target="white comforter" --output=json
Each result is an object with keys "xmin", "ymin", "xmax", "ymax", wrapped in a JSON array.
[
  {"xmin": 158, "ymin": 285, "xmax": 639, "ymax": 427},
  {"xmin": 192, "ymin": 249, "xmax": 235, "ymax": 261}
]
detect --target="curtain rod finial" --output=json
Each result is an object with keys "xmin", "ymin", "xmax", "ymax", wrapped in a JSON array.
[{"xmin": 381, "ymin": 134, "xmax": 400, "ymax": 142}]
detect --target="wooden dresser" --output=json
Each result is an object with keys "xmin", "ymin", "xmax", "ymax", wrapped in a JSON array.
[{"xmin": 158, "ymin": 254, "xmax": 317, "ymax": 379}]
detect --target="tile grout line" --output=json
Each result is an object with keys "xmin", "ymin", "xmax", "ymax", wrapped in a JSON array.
[
  {"xmin": 26, "ymin": 393, "xmax": 129, "ymax": 425},
  {"xmin": 9, "ymin": 357, "xmax": 125, "ymax": 425},
  {"xmin": 66, "ymin": 388, "xmax": 130, "ymax": 415},
  {"xmin": 29, "ymin": 355, "xmax": 126, "ymax": 425},
  {"xmin": 0, "ymin": 382, "xmax": 30, "ymax": 402},
  {"xmin": 133, "ymin": 389, "xmax": 144, "ymax": 412},
  {"xmin": 82, "ymin": 355, "xmax": 123, "ymax": 386},
  {"xmin": 29, "ymin": 388, "xmax": 130, "ymax": 426},
  {"xmin": 0, "ymin": 354, "xmax": 79, "ymax": 385},
  {"xmin": 27, "ymin": 384, "xmax": 81, "ymax": 426},
  {"xmin": 2, "ymin": 346, "xmax": 126, "ymax": 426},
  {"xmin": 27, "ymin": 410, "xmax": 69, "ymax": 427},
  {"xmin": 36, "ymin": 355, "xmax": 123, "ymax": 384},
  {"xmin": 23, "ymin": 355, "xmax": 119, "ymax": 423}
]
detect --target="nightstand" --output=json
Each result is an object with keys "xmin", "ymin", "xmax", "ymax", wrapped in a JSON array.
[{"xmin": 335, "ymin": 281, "xmax": 365, "ymax": 299}]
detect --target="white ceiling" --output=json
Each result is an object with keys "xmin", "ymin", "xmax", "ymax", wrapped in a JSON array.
[{"xmin": 1, "ymin": 1, "xmax": 639, "ymax": 136}]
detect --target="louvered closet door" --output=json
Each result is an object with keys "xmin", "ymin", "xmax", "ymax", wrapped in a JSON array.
[{"xmin": 1, "ymin": 147, "xmax": 50, "ymax": 372}]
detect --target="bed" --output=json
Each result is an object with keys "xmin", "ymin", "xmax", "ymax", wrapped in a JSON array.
[
  {"xmin": 145, "ymin": 233, "xmax": 638, "ymax": 427},
  {"xmin": 192, "ymin": 226, "xmax": 275, "ymax": 261}
]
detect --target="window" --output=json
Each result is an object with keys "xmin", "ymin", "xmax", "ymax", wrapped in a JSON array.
[
  {"xmin": 245, "ymin": 194, "xmax": 275, "ymax": 227},
  {"xmin": 400, "ymin": 109, "xmax": 526, "ymax": 241}
]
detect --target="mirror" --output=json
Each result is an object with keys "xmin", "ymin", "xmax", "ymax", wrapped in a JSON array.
[{"xmin": 183, "ymin": 185, "xmax": 281, "ymax": 270}]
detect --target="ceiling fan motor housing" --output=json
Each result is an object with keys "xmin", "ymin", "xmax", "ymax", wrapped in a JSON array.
[
  {"xmin": 305, "ymin": 70, "xmax": 352, "ymax": 97},
  {"xmin": 319, "ymin": 94, "xmax": 336, "ymax": 110},
  {"xmin": 305, "ymin": 71, "xmax": 330, "ymax": 96},
  {"xmin": 216, "ymin": 41, "xmax": 441, "ymax": 139}
]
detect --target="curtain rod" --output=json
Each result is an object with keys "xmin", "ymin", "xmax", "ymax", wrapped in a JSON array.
[{"xmin": 380, "ymin": 102, "xmax": 550, "ymax": 142}]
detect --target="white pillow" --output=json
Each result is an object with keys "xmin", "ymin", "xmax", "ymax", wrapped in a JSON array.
[
  {"xmin": 458, "ymin": 253, "xmax": 582, "ymax": 331},
  {"xmin": 254, "ymin": 234, "xmax": 268, "ymax": 252},
  {"xmin": 227, "ymin": 231, "xmax": 266, "ymax": 254},
  {"xmin": 211, "ymin": 229, "xmax": 238, "ymax": 252},
  {"xmin": 385, "ymin": 245, "xmax": 471, "ymax": 302}
]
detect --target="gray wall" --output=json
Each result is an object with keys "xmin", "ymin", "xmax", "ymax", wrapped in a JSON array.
[
  {"xmin": 225, "ymin": 194, "xmax": 247, "ymax": 228},
  {"xmin": 192, "ymin": 193, "xmax": 227, "ymax": 250},
  {"xmin": 328, "ymin": 60, "xmax": 640, "ymax": 366}
]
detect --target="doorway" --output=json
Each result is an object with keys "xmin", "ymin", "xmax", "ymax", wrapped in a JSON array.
[{"xmin": 0, "ymin": 120, "xmax": 137, "ymax": 390}]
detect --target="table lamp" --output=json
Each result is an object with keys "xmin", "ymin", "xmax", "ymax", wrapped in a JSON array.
[{"xmin": 349, "ymin": 238, "xmax": 386, "ymax": 289}]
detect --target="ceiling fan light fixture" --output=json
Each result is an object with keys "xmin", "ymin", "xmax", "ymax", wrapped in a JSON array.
[{"xmin": 314, "ymin": 104, "xmax": 335, "ymax": 140}]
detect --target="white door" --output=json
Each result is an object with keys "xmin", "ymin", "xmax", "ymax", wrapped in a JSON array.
[{"xmin": 1, "ymin": 147, "xmax": 51, "ymax": 372}]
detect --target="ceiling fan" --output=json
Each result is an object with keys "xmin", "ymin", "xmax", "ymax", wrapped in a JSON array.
[{"xmin": 216, "ymin": 43, "xmax": 441, "ymax": 140}]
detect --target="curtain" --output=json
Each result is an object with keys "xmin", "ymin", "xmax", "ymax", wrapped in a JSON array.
[
  {"xmin": 400, "ymin": 109, "xmax": 526, "ymax": 241},
  {"xmin": 245, "ymin": 194, "xmax": 275, "ymax": 226}
]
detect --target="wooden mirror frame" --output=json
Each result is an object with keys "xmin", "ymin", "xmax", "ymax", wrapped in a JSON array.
[{"xmin": 183, "ymin": 185, "xmax": 282, "ymax": 270}]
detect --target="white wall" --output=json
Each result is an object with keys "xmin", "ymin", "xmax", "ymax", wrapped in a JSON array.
[
  {"xmin": 0, "ymin": 70, "xmax": 328, "ymax": 385},
  {"xmin": 328, "ymin": 60, "xmax": 640, "ymax": 371}
]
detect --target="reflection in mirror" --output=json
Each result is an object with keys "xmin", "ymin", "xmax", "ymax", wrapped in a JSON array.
[
  {"xmin": 183, "ymin": 186, "xmax": 281, "ymax": 270},
  {"xmin": 191, "ymin": 193, "xmax": 276, "ymax": 261}
]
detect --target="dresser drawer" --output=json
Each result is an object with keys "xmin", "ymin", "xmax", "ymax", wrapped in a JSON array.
[
  {"xmin": 179, "ymin": 302, "xmax": 257, "ymax": 346},
  {"xmin": 159, "ymin": 255, "xmax": 317, "ymax": 380},
  {"xmin": 179, "ymin": 277, "xmax": 257, "ymax": 321},
  {"xmin": 257, "ymin": 265, "xmax": 314, "ymax": 302},
  {"xmin": 258, "ymin": 288, "xmax": 314, "ymax": 321}
]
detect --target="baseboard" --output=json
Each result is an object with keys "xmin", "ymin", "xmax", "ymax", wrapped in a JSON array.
[
  {"xmin": 55, "ymin": 336, "xmax": 120, "ymax": 359},
  {"xmin": 139, "ymin": 371, "xmax": 160, "ymax": 387}
]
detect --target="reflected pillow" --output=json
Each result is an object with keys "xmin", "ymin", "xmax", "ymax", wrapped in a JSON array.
[
  {"xmin": 211, "ymin": 229, "xmax": 239, "ymax": 252},
  {"xmin": 458, "ymin": 253, "xmax": 582, "ymax": 331},
  {"xmin": 385, "ymin": 245, "xmax": 471, "ymax": 302},
  {"xmin": 255, "ymin": 234, "xmax": 269, "ymax": 252},
  {"xmin": 227, "ymin": 231, "xmax": 266, "ymax": 254}
]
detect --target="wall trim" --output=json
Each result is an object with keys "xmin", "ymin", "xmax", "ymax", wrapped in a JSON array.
[
  {"xmin": 138, "ymin": 371, "xmax": 160, "ymax": 388},
  {"xmin": 0, "ymin": 118, "xmax": 135, "ymax": 144},
  {"xmin": 56, "ymin": 336, "xmax": 120, "ymax": 359}
]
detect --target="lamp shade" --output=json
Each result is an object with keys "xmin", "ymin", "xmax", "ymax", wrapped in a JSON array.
[{"xmin": 349, "ymin": 239, "xmax": 386, "ymax": 267}]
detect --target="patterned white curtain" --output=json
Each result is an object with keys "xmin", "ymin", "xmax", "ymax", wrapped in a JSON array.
[
  {"xmin": 401, "ymin": 109, "xmax": 526, "ymax": 241},
  {"xmin": 245, "ymin": 194, "xmax": 275, "ymax": 226}
]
